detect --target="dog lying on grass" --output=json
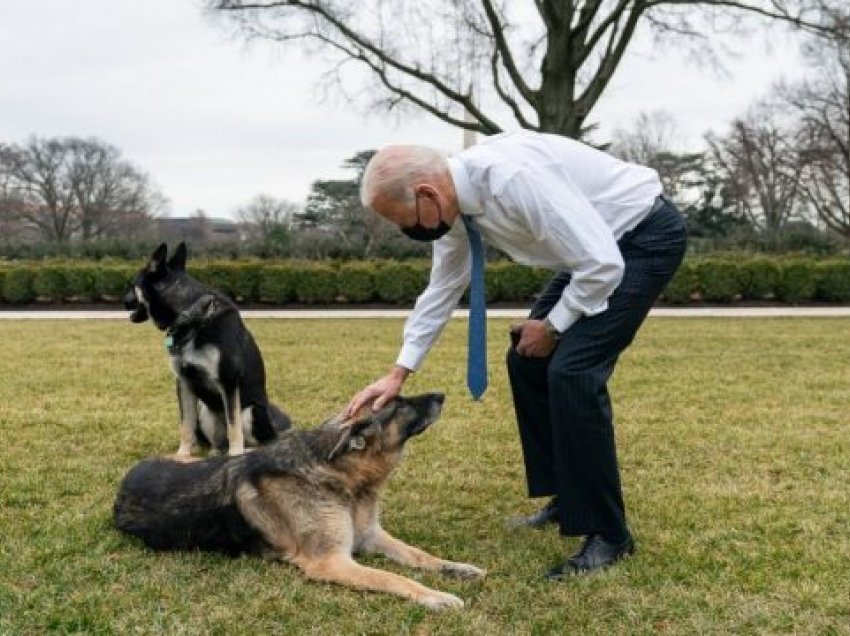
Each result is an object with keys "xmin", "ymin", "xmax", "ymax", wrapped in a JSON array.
[{"xmin": 114, "ymin": 393, "xmax": 485, "ymax": 609}]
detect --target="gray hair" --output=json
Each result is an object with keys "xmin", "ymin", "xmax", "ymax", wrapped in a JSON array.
[{"xmin": 360, "ymin": 145, "xmax": 448, "ymax": 209}]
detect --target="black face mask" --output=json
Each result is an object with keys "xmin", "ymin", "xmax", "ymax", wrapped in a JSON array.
[
  {"xmin": 401, "ymin": 221, "xmax": 452, "ymax": 242},
  {"xmin": 401, "ymin": 192, "xmax": 452, "ymax": 242}
]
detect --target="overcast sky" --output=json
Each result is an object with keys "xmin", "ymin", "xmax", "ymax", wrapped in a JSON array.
[{"xmin": 1, "ymin": 1, "xmax": 808, "ymax": 219}]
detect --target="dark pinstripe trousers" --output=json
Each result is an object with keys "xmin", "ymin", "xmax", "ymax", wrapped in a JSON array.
[{"xmin": 506, "ymin": 197, "xmax": 687, "ymax": 539}]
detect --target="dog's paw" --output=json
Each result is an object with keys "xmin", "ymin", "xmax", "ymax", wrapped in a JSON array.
[
  {"xmin": 419, "ymin": 590, "xmax": 464, "ymax": 611},
  {"xmin": 441, "ymin": 562, "xmax": 486, "ymax": 580}
]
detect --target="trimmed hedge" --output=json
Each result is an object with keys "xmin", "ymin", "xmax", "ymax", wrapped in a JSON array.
[
  {"xmin": 815, "ymin": 260, "xmax": 850, "ymax": 302},
  {"xmin": 95, "ymin": 264, "xmax": 136, "ymax": 300},
  {"xmin": 3, "ymin": 268, "xmax": 34, "ymax": 304},
  {"xmin": 63, "ymin": 264, "xmax": 97, "ymax": 301},
  {"xmin": 337, "ymin": 262, "xmax": 377, "ymax": 303},
  {"xmin": 740, "ymin": 258, "xmax": 781, "ymax": 301},
  {"xmin": 294, "ymin": 263, "xmax": 338, "ymax": 304},
  {"xmin": 661, "ymin": 260, "xmax": 699, "ymax": 304},
  {"xmin": 33, "ymin": 265, "xmax": 66, "ymax": 302},
  {"xmin": 776, "ymin": 260, "xmax": 818, "ymax": 303},
  {"xmin": 374, "ymin": 261, "xmax": 429, "ymax": 304},
  {"xmin": 695, "ymin": 259, "xmax": 742, "ymax": 303},
  {"xmin": 1, "ymin": 256, "xmax": 849, "ymax": 306},
  {"xmin": 258, "ymin": 263, "xmax": 299, "ymax": 304}
]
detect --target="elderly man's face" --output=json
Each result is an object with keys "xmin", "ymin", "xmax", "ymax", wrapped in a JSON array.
[{"xmin": 371, "ymin": 192, "xmax": 417, "ymax": 227}]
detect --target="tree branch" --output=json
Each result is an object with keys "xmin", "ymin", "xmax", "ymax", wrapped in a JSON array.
[
  {"xmin": 490, "ymin": 49, "xmax": 536, "ymax": 129},
  {"xmin": 218, "ymin": 1, "xmax": 501, "ymax": 132},
  {"xmin": 480, "ymin": 0, "xmax": 538, "ymax": 108},
  {"xmin": 356, "ymin": 48, "xmax": 500, "ymax": 134},
  {"xmin": 645, "ymin": 0, "xmax": 838, "ymax": 36},
  {"xmin": 575, "ymin": 1, "xmax": 645, "ymax": 118},
  {"xmin": 579, "ymin": 0, "xmax": 635, "ymax": 66}
]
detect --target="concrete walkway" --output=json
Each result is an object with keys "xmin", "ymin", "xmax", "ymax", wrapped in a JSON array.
[{"xmin": 1, "ymin": 307, "xmax": 849, "ymax": 319}]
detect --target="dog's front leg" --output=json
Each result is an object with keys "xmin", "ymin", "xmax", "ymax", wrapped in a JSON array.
[
  {"xmin": 299, "ymin": 553, "xmax": 464, "ymax": 611},
  {"xmin": 367, "ymin": 527, "xmax": 486, "ymax": 580},
  {"xmin": 176, "ymin": 378, "xmax": 198, "ymax": 456},
  {"xmin": 222, "ymin": 387, "xmax": 244, "ymax": 455}
]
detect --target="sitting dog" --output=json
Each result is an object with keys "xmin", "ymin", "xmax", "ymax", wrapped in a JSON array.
[
  {"xmin": 123, "ymin": 242, "xmax": 290, "ymax": 456},
  {"xmin": 113, "ymin": 393, "xmax": 485, "ymax": 609}
]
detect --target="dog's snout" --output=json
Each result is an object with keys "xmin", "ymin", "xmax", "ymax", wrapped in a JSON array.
[{"xmin": 123, "ymin": 288, "xmax": 139, "ymax": 310}]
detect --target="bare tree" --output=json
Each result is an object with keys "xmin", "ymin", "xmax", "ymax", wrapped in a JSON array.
[
  {"xmin": 706, "ymin": 104, "xmax": 807, "ymax": 235},
  {"xmin": 234, "ymin": 193, "xmax": 299, "ymax": 237},
  {"xmin": 610, "ymin": 111, "xmax": 678, "ymax": 164},
  {"xmin": 294, "ymin": 150, "xmax": 402, "ymax": 257},
  {"xmin": 66, "ymin": 138, "xmax": 162, "ymax": 239},
  {"xmin": 207, "ymin": 0, "xmax": 841, "ymax": 139},
  {"xmin": 609, "ymin": 111, "xmax": 705, "ymax": 204},
  {"xmin": 0, "ymin": 143, "xmax": 26, "ymax": 241},
  {"xmin": 3, "ymin": 137, "xmax": 77, "ymax": 242},
  {"xmin": 780, "ymin": 11, "xmax": 850, "ymax": 237},
  {"xmin": 2, "ymin": 136, "xmax": 163, "ymax": 243}
]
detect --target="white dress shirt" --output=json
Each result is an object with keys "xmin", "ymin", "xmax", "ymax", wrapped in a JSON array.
[{"xmin": 397, "ymin": 130, "xmax": 662, "ymax": 372}]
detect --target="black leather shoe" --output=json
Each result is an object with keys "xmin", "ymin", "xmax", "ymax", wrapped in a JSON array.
[
  {"xmin": 507, "ymin": 497, "xmax": 559, "ymax": 529},
  {"xmin": 545, "ymin": 533, "xmax": 635, "ymax": 579}
]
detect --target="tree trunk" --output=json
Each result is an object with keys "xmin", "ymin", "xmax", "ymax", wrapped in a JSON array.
[{"xmin": 536, "ymin": 29, "xmax": 583, "ymax": 138}]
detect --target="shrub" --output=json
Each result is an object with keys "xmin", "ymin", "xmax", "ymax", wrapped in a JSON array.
[
  {"xmin": 258, "ymin": 263, "xmax": 298, "ymax": 304},
  {"xmin": 95, "ymin": 265, "xmax": 134, "ymax": 300},
  {"xmin": 662, "ymin": 260, "xmax": 699, "ymax": 304},
  {"xmin": 228, "ymin": 262, "xmax": 263, "ymax": 303},
  {"xmin": 374, "ymin": 261, "xmax": 428, "ymax": 304},
  {"xmin": 32, "ymin": 265, "xmax": 66, "ymax": 302},
  {"xmin": 3, "ymin": 268, "xmax": 34, "ymax": 304},
  {"xmin": 775, "ymin": 259, "xmax": 818, "ymax": 303},
  {"xmin": 488, "ymin": 262, "xmax": 545, "ymax": 303},
  {"xmin": 696, "ymin": 259, "xmax": 742, "ymax": 302},
  {"xmin": 739, "ymin": 257, "xmax": 780, "ymax": 300},
  {"xmin": 190, "ymin": 262, "xmax": 235, "ymax": 298},
  {"xmin": 815, "ymin": 260, "xmax": 850, "ymax": 302},
  {"xmin": 293, "ymin": 263, "xmax": 338, "ymax": 304},
  {"xmin": 63, "ymin": 264, "xmax": 98, "ymax": 301},
  {"xmin": 337, "ymin": 262, "xmax": 376, "ymax": 303}
]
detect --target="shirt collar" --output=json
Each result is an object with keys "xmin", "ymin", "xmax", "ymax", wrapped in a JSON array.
[{"xmin": 447, "ymin": 156, "xmax": 483, "ymax": 217}]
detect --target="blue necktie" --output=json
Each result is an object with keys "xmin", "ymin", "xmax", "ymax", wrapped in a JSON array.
[{"xmin": 461, "ymin": 214, "xmax": 487, "ymax": 399}]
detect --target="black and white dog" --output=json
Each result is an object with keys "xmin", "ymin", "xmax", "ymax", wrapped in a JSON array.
[{"xmin": 123, "ymin": 242, "xmax": 291, "ymax": 456}]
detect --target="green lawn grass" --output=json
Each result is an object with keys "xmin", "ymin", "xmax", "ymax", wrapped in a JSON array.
[{"xmin": 1, "ymin": 317, "xmax": 849, "ymax": 635}]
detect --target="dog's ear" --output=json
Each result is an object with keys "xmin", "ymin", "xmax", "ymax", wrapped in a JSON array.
[
  {"xmin": 327, "ymin": 416, "xmax": 372, "ymax": 461},
  {"xmin": 148, "ymin": 243, "xmax": 168, "ymax": 274},
  {"xmin": 326, "ymin": 401, "xmax": 399, "ymax": 461},
  {"xmin": 168, "ymin": 242, "xmax": 188, "ymax": 272}
]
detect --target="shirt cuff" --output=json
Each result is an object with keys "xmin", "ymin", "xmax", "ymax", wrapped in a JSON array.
[
  {"xmin": 396, "ymin": 343, "xmax": 427, "ymax": 373},
  {"xmin": 546, "ymin": 301, "xmax": 583, "ymax": 334}
]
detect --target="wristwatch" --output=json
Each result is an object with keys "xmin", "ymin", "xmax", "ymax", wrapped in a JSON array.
[{"xmin": 543, "ymin": 317, "xmax": 562, "ymax": 341}]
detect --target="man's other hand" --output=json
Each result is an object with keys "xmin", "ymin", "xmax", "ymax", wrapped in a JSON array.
[{"xmin": 514, "ymin": 319, "xmax": 557, "ymax": 358}]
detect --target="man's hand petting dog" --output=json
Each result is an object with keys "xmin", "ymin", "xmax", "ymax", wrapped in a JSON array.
[{"xmin": 346, "ymin": 365, "xmax": 410, "ymax": 417}]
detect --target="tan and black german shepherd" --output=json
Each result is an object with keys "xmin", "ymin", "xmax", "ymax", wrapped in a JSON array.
[{"xmin": 114, "ymin": 393, "xmax": 485, "ymax": 609}]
